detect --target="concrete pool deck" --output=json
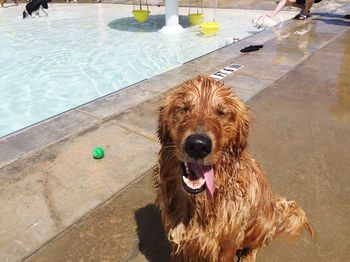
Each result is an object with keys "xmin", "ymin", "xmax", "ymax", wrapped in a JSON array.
[{"xmin": 1, "ymin": 1, "xmax": 350, "ymax": 261}]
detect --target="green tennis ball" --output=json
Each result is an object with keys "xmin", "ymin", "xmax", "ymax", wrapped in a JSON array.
[{"xmin": 93, "ymin": 147, "xmax": 104, "ymax": 159}]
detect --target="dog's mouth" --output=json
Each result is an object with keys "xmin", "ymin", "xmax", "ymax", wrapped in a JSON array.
[{"xmin": 180, "ymin": 162, "xmax": 215, "ymax": 200}]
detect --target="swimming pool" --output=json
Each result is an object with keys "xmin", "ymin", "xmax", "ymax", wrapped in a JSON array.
[{"xmin": 0, "ymin": 4, "xmax": 292, "ymax": 138}]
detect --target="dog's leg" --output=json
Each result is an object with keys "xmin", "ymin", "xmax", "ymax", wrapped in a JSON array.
[
  {"xmin": 219, "ymin": 239, "xmax": 238, "ymax": 262},
  {"xmin": 219, "ymin": 248, "xmax": 236, "ymax": 262},
  {"xmin": 170, "ymin": 252, "xmax": 185, "ymax": 262},
  {"xmin": 41, "ymin": 6, "xmax": 48, "ymax": 16},
  {"xmin": 170, "ymin": 254, "xmax": 179, "ymax": 262},
  {"xmin": 239, "ymin": 249, "xmax": 257, "ymax": 262}
]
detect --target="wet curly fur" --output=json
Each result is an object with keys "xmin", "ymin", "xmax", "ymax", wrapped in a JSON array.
[{"xmin": 154, "ymin": 76, "xmax": 313, "ymax": 261}]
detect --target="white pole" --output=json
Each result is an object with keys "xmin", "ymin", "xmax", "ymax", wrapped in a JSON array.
[{"xmin": 160, "ymin": 0, "xmax": 184, "ymax": 34}]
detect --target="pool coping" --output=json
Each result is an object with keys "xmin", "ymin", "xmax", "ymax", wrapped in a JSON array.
[
  {"xmin": 1, "ymin": 1, "xmax": 342, "ymax": 168},
  {"xmin": 1, "ymin": 2, "xmax": 347, "ymax": 168},
  {"xmin": 0, "ymin": 0, "xmax": 345, "ymax": 169},
  {"xmin": 0, "ymin": 15, "xmax": 297, "ymax": 168}
]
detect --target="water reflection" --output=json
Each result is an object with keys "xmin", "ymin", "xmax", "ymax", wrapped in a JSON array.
[{"xmin": 108, "ymin": 15, "xmax": 190, "ymax": 32}]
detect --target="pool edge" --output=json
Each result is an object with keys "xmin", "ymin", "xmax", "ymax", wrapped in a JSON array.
[{"xmin": 0, "ymin": 20, "xmax": 286, "ymax": 168}]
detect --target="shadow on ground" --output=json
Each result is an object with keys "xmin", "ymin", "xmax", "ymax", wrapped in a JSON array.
[
  {"xmin": 108, "ymin": 15, "xmax": 191, "ymax": 32},
  {"xmin": 135, "ymin": 204, "xmax": 171, "ymax": 262},
  {"xmin": 312, "ymin": 12, "xmax": 350, "ymax": 26}
]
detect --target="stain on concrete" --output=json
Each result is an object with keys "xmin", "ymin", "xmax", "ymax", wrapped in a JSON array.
[
  {"xmin": 42, "ymin": 172, "xmax": 63, "ymax": 230},
  {"xmin": 26, "ymin": 172, "xmax": 171, "ymax": 262}
]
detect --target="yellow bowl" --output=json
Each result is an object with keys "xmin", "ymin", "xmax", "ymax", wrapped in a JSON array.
[
  {"xmin": 188, "ymin": 13, "xmax": 205, "ymax": 26},
  {"xmin": 132, "ymin": 10, "xmax": 150, "ymax": 23},
  {"xmin": 200, "ymin": 22, "xmax": 220, "ymax": 36}
]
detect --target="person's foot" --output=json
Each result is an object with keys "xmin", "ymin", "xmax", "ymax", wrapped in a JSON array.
[{"xmin": 293, "ymin": 11, "xmax": 311, "ymax": 20}]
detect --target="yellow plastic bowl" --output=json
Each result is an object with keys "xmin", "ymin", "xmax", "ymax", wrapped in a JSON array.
[
  {"xmin": 188, "ymin": 13, "xmax": 205, "ymax": 26},
  {"xmin": 200, "ymin": 22, "xmax": 220, "ymax": 36},
  {"xmin": 132, "ymin": 10, "xmax": 150, "ymax": 23}
]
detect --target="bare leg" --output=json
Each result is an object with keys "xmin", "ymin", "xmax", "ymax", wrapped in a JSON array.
[
  {"xmin": 288, "ymin": 0, "xmax": 315, "ymax": 15},
  {"xmin": 288, "ymin": 0, "xmax": 313, "ymax": 19},
  {"xmin": 303, "ymin": 0, "xmax": 314, "ymax": 14},
  {"xmin": 268, "ymin": 0, "xmax": 306, "ymax": 18},
  {"xmin": 285, "ymin": 0, "xmax": 305, "ymax": 10}
]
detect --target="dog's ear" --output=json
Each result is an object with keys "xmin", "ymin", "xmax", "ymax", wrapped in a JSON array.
[
  {"xmin": 157, "ymin": 106, "xmax": 171, "ymax": 145},
  {"xmin": 234, "ymin": 103, "xmax": 250, "ymax": 155}
]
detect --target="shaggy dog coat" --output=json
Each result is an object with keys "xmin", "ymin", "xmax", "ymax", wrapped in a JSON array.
[{"xmin": 154, "ymin": 76, "xmax": 312, "ymax": 262}]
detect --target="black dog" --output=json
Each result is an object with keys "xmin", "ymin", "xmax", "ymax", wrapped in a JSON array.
[{"xmin": 23, "ymin": 0, "xmax": 48, "ymax": 18}]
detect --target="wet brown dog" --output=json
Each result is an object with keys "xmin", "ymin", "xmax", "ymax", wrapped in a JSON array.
[{"xmin": 154, "ymin": 76, "xmax": 313, "ymax": 261}]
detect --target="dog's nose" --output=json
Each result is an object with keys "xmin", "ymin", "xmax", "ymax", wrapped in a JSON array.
[{"xmin": 184, "ymin": 134, "xmax": 212, "ymax": 159}]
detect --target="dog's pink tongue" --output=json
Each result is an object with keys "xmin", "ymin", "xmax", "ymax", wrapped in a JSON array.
[
  {"xmin": 203, "ymin": 167, "xmax": 215, "ymax": 200},
  {"xmin": 188, "ymin": 163, "xmax": 215, "ymax": 200}
]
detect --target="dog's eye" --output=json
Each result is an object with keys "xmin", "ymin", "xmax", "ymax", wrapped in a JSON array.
[
  {"xmin": 216, "ymin": 109, "xmax": 227, "ymax": 117},
  {"xmin": 180, "ymin": 104, "xmax": 191, "ymax": 113},
  {"xmin": 174, "ymin": 104, "xmax": 191, "ymax": 115}
]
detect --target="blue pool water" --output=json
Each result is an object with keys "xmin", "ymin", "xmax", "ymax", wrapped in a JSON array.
[{"xmin": 0, "ymin": 4, "xmax": 292, "ymax": 138}]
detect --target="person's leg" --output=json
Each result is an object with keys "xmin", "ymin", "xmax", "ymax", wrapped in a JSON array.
[
  {"xmin": 268, "ymin": 0, "xmax": 302, "ymax": 18},
  {"xmin": 293, "ymin": 0, "xmax": 314, "ymax": 19},
  {"xmin": 286, "ymin": 0, "xmax": 305, "ymax": 10},
  {"xmin": 302, "ymin": 0, "xmax": 314, "ymax": 14}
]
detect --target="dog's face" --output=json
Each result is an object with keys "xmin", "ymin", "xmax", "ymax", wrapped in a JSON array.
[{"xmin": 158, "ymin": 76, "xmax": 249, "ymax": 199}]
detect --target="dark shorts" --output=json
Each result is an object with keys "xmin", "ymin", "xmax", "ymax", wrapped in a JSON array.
[{"xmin": 296, "ymin": 0, "xmax": 322, "ymax": 4}]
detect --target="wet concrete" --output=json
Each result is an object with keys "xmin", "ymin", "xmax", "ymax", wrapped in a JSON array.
[
  {"xmin": 25, "ymin": 171, "xmax": 169, "ymax": 262},
  {"xmin": 1, "ymin": 2, "xmax": 350, "ymax": 262},
  {"xmin": 0, "ymin": 121, "xmax": 159, "ymax": 261},
  {"xmin": 247, "ymin": 29, "xmax": 350, "ymax": 262},
  {"xmin": 27, "ymin": 23, "xmax": 350, "ymax": 262}
]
